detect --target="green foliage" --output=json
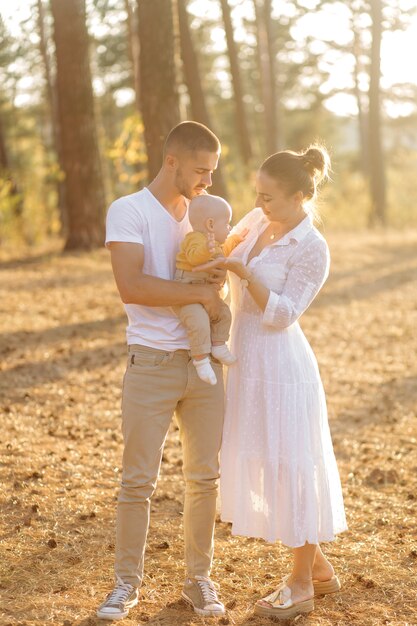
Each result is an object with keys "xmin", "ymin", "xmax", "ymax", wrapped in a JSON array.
[
  {"xmin": 107, "ymin": 113, "xmax": 148, "ymax": 195},
  {"xmin": 0, "ymin": 178, "xmax": 23, "ymax": 244},
  {"xmin": 387, "ymin": 147, "xmax": 417, "ymax": 227},
  {"xmin": 90, "ymin": 0, "xmax": 133, "ymax": 92},
  {"xmin": 225, "ymin": 149, "xmax": 417, "ymax": 231},
  {"xmin": 0, "ymin": 0, "xmax": 416, "ymax": 246}
]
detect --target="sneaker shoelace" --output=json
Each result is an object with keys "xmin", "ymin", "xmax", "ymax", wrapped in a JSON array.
[
  {"xmin": 196, "ymin": 578, "xmax": 220, "ymax": 606},
  {"xmin": 106, "ymin": 581, "xmax": 133, "ymax": 606}
]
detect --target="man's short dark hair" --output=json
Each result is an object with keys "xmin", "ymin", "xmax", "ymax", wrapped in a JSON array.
[{"xmin": 164, "ymin": 121, "xmax": 221, "ymax": 157}]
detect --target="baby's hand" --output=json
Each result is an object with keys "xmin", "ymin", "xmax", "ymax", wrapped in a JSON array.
[
  {"xmin": 207, "ymin": 232, "xmax": 216, "ymax": 254},
  {"xmin": 234, "ymin": 228, "xmax": 249, "ymax": 243}
]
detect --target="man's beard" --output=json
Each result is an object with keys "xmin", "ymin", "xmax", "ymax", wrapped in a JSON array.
[{"xmin": 175, "ymin": 171, "xmax": 205, "ymax": 199}]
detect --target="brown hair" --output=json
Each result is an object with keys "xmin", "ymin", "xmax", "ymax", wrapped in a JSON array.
[
  {"xmin": 260, "ymin": 144, "xmax": 330, "ymax": 203},
  {"xmin": 164, "ymin": 121, "xmax": 221, "ymax": 157}
]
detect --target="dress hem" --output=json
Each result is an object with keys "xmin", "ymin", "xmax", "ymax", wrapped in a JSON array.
[{"xmin": 220, "ymin": 516, "xmax": 348, "ymax": 548}]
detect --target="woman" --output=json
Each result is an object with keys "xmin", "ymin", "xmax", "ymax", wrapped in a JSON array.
[{"xmin": 197, "ymin": 145, "xmax": 347, "ymax": 620}]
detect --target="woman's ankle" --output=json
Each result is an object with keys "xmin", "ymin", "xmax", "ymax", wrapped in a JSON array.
[
  {"xmin": 311, "ymin": 561, "xmax": 334, "ymax": 581},
  {"xmin": 287, "ymin": 574, "xmax": 313, "ymax": 586}
]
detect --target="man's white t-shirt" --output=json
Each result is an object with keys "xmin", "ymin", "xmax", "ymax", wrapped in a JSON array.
[{"xmin": 106, "ymin": 187, "xmax": 192, "ymax": 350}]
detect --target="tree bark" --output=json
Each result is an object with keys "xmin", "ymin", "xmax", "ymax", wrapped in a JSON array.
[
  {"xmin": 124, "ymin": 0, "xmax": 141, "ymax": 112},
  {"xmin": 219, "ymin": 0, "xmax": 252, "ymax": 165},
  {"xmin": 253, "ymin": 0, "xmax": 278, "ymax": 155},
  {"xmin": 51, "ymin": 0, "xmax": 105, "ymax": 250},
  {"xmin": 177, "ymin": 0, "xmax": 228, "ymax": 197},
  {"xmin": 264, "ymin": 0, "xmax": 282, "ymax": 150},
  {"xmin": 0, "ymin": 108, "xmax": 23, "ymax": 217},
  {"xmin": 37, "ymin": 0, "xmax": 67, "ymax": 235},
  {"xmin": 368, "ymin": 0, "xmax": 386, "ymax": 226},
  {"xmin": 351, "ymin": 18, "xmax": 369, "ymax": 178},
  {"xmin": 137, "ymin": 0, "xmax": 180, "ymax": 181}
]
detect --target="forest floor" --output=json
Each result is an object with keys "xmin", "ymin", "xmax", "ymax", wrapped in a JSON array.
[{"xmin": 1, "ymin": 229, "xmax": 417, "ymax": 626}]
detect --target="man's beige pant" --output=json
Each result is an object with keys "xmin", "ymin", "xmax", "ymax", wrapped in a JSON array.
[
  {"xmin": 115, "ymin": 344, "xmax": 224, "ymax": 588},
  {"xmin": 174, "ymin": 269, "xmax": 232, "ymax": 356}
]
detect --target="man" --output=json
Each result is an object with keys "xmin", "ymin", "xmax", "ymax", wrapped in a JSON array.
[{"xmin": 97, "ymin": 121, "xmax": 226, "ymax": 620}]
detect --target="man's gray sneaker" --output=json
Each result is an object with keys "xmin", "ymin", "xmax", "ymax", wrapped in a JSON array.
[
  {"xmin": 182, "ymin": 575, "xmax": 225, "ymax": 617},
  {"xmin": 96, "ymin": 577, "xmax": 139, "ymax": 621}
]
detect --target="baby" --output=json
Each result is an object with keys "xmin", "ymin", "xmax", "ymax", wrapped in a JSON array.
[{"xmin": 174, "ymin": 195, "xmax": 244, "ymax": 385}]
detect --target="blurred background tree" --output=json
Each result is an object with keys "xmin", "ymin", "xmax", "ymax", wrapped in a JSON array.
[
  {"xmin": 51, "ymin": 0, "xmax": 106, "ymax": 250},
  {"xmin": 0, "ymin": 0, "xmax": 416, "ymax": 250},
  {"xmin": 177, "ymin": 0, "xmax": 228, "ymax": 196}
]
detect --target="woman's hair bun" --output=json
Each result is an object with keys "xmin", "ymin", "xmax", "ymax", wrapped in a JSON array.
[{"xmin": 301, "ymin": 145, "xmax": 330, "ymax": 183}]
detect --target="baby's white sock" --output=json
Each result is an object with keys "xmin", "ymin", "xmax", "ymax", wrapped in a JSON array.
[
  {"xmin": 211, "ymin": 344, "xmax": 237, "ymax": 365},
  {"xmin": 193, "ymin": 356, "xmax": 217, "ymax": 385}
]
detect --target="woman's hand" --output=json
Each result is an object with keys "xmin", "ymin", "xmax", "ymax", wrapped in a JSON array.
[
  {"xmin": 205, "ymin": 266, "xmax": 227, "ymax": 288},
  {"xmin": 192, "ymin": 256, "xmax": 249, "ymax": 280}
]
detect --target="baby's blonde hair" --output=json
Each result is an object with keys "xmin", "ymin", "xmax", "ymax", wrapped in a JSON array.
[{"xmin": 188, "ymin": 195, "xmax": 232, "ymax": 231}]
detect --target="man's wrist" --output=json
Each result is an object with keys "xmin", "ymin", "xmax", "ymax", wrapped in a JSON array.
[{"xmin": 193, "ymin": 283, "xmax": 214, "ymax": 305}]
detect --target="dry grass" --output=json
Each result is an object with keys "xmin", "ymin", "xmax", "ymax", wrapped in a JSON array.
[{"xmin": 1, "ymin": 230, "xmax": 417, "ymax": 626}]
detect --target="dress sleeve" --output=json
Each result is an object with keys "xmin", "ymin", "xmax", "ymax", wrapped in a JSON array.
[{"xmin": 262, "ymin": 238, "xmax": 330, "ymax": 329}]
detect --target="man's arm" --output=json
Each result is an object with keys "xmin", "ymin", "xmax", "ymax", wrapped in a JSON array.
[{"xmin": 109, "ymin": 242, "xmax": 222, "ymax": 317}]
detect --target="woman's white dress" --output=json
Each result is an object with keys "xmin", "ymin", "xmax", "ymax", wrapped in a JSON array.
[{"xmin": 220, "ymin": 208, "xmax": 347, "ymax": 547}]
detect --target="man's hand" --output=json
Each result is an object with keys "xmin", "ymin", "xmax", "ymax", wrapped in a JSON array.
[{"xmin": 200, "ymin": 284, "xmax": 223, "ymax": 319}]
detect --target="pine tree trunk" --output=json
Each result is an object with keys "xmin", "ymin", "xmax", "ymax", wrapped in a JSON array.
[
  {"xmin": 264, "ymin": 0, "xmax": 282, "ymax": 149},
  {"xmin": 177, "ymin": 0, "xmax": 228, "ymax": 198},
  {"xmin": 124, "ymin": 0, "xmax": 141, "ymax": 112},
  {"xmin": 0, "ymin": 107, "xmax": 23, "ymax": 218},
  {"xmin": 253, "ymin": 0, "xmax": 278, "ymax": 155},
  {"xmin": 51, "ymin": 0, "xmax": 105, "ymax": 250},
  {"xmin": 137, "ymin": 0, "xmax": 180, "ymax": 181},
  {"xmin": 368, "ymin": 0, "xmax": 386, "ymax": 226},
  {"xmin": 220, "ymin": 0, "xmax": 252, "ymax": 165},
  {"xmin": 352, "ymin": 20, "xmax": 369, "ymax": 178},
  {"xmin": 37, "ymin": 0, "xmax": 67, "ymax": 236}
]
